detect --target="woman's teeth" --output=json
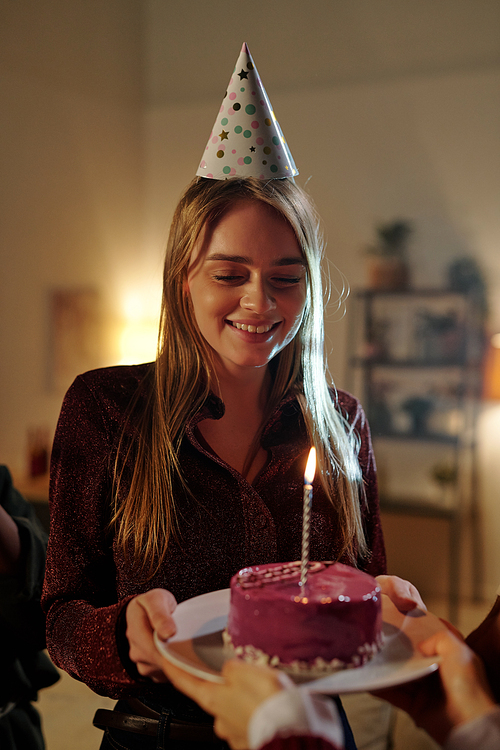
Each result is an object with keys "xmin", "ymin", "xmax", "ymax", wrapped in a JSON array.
[{"xmin": 231, "ymin": 322, "xmax": 273, "ymax": 334}]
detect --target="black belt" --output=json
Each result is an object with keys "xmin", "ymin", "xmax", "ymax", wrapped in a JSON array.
[
  {"xmin": 93, "ymin": 698, "xmax": 219, "ymax": 742},
  {"xmin": 0, "ymin": 702, "xmax": 16, "ymax": 719}
]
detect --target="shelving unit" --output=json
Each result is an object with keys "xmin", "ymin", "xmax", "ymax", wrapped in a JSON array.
[{"xmin": 346, "ymin": 289, "xmax": 485, "ymax": 621}]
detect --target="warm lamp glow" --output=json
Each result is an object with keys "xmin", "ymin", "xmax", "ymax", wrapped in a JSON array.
[
  {"xmin": 483, "ymin": 334, "xmax": 500, "ymax": 400},
  {"xmin": 118, "ymin": 321, "xmax": 158, "ymax": 365},
  {"xmin": 117, "ymin": 290, "xmax": 160, "ymax": 365}
]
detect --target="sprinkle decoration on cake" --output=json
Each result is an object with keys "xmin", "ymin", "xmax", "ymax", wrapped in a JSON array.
[{"xmin": 223, "ymin": 561, "xmax": 383, "ymax": 673}]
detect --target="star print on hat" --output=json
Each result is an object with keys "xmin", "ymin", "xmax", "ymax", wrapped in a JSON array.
[{"xmin": 196, "ymin": 43, "xmax": 298, "ymax": 180}]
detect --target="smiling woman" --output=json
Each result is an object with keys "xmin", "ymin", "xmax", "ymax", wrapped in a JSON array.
[
  {"xmin": 43, "ymin": 176, "xmax": 386, "ymax": 750},
  {"xmin": 42, "ymin": 40, "xmax": 386, "ymax": 750}
]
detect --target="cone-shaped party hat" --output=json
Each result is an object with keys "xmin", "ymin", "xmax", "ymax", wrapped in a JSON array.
[{"xmin": 196, "ymin": 43, "xmax": 298, "ymax": 180}]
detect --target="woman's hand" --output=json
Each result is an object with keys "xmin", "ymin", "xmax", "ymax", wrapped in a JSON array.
[
  {"xmin": 419, "ymin": 629, "xmax": 497, "ymax": 731},
  {"xmin": 465, "ymin": 595, "xmax": 500, "ymax": 703},
  {"xmin": 374, "ymin": 626, "xmax": 497, "ymax": 745},
  {"xmin": 159, "ymin": 657, "xmax": 283, "ymax": 749},
  {"xmin": 126, "ymin": 589, "xmax": 177, "ymax": 682},
  {"xmin": 376, "ymin": 574, "xmax": 427, "ymax": 613}
]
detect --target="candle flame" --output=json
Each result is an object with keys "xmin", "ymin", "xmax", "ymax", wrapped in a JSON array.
[{"xmin": 304, "ymin": 447, "xmax": 316, "ymax": 485}]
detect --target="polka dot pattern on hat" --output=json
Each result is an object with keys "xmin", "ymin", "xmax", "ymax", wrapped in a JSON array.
[{"xmin": 196, "ymin": 43, "xmax": 298, "ymax": 181}]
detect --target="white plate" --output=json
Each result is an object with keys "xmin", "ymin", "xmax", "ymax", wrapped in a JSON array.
[{"xmin": 154, "ymin": 588, "xmax": 444, "ymax": 693}]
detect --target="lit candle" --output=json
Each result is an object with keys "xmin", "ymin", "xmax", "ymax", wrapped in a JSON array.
[{"xmin": 300, "ymin": 447, "xmax": 317, "ymax": 588}]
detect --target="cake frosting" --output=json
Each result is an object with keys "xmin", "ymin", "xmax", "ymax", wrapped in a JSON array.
[{"xmin": 224, "ymin": 561, "xmax": 382, "ymax": 672}]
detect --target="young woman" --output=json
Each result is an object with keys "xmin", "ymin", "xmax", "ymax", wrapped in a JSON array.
[{"xmin": 42, "ymin": 176, "xmax": 386, "ymax": 750}]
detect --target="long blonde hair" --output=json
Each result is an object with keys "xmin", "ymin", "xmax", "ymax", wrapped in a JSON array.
[{"xmin": 113, "ymin": 177, "xmax": 367, "ymax": 574}]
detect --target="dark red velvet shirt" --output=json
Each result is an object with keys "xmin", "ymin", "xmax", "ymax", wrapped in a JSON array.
[
  {"xmin": 42, "ymin": 364, "xmax": 386, "ymax": 700},
  {"xmin": 263, "ymin": 738, "xmax": 341, "ymax": 750}
]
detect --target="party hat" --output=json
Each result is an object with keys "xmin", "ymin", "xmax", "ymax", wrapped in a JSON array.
[{"xmin": 196, "ymin": 43, "xmax": 298, "ymax": 180}]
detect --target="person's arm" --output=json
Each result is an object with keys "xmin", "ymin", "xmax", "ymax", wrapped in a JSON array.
[
  {"xmin": 248, "ymin": 684, "xmax": 343, "ymax": 750},
  {"xmin": 158, "ymin": 656, "xmax": 345, "ymax": 750},
  {"xmin": 43, "ymin": 374, "xmax": 160, "ymax": 696},
  {"xmin": 418, "ymin": 629, "xmax": 498, "ymax": 747},
  {"xmin": 442, "ymin": 707, "xmax": 500, "ymax": 750},
  {"xmin": 0, "ymin": 465, "xmax": 48, "ymax": 650},
  {"xmin": 0, "ymin": 503, "xmax": 21, "ymax": 576},
  {"xmin": 43, "ymin": 372, "xmax": 183, "ymax": 697},
  {"xmin": 420, "ymin": 630, "xmax": 496, "ymax": 727},
  {"xmin": 465, "ymin": 593, "xmax": 500, "ymax": 702}
]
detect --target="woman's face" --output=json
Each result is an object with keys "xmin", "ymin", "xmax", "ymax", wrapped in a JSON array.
[{"xmin": 186, "ymin": 200, "xmax": 307, "ymax": 377}]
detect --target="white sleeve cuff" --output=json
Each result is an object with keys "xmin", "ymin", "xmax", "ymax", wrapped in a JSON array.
[
  {"xmin": 248, "ymin": 676, "xmax": 344, "ymax": 750},
  {"xmin": 443, "ymin": 706, "xmax": 500, "ymax": 750}
]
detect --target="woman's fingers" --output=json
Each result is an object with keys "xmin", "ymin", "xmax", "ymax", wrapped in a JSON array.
[
  {"xmin": 136, "ymin": 588, "xmax": 177, "ymax": 639},
  {"xmin": 438, "ymin": 617, "xmax": 465, "ymax": 641},
  {"xmin": 419, "ymin": 629, "xmax": 496, "ymax": 727},
  {"xmin": 419, "ymin": 629, "xmax": 467, "ymax": 659},
  {"xmin": 126, "ymin": 589, "xmax": 178, "ymax": 681},
  {"xmin": 376, "ymin": 574, "xmax": 427, "ymax": 613}
]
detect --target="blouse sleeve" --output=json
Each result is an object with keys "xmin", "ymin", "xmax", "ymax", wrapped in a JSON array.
[
  {"xmin": 443, "ymin": 706, "xmax": 500, "ymax": 750},
  {"xmin": 261, "ymin": 738, "xmax": 342, "ymax": 750},
  {"xmin": 42, "ymin": 374, "xmax": 136, "ymax": 698}
]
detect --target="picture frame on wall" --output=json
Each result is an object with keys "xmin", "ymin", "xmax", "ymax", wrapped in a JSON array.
[{"xmin": 48, "ymin": 287, "xmax": 103, "ymax": 392}]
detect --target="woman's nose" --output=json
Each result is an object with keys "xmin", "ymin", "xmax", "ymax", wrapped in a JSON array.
[{"xmin": 241, "ymin": 279, "xmax": 276, "ymax": 313}]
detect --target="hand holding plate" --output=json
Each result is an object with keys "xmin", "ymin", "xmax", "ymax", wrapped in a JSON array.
[
  {"xmin": 126, "ymin": 588, "xmax": 177, "ymax": 682},
  {"xmin": 160, "ymin": 656, "xmax": 283, "ymax": 749},
  {"xmin": 376, "ymin": 574, "xmax": 427, "ymax": 613}
]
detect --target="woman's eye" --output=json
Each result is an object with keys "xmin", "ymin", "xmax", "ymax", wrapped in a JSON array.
[
  {"xmin": 271, "ymin": 276, "xmax": 302, "ymax": 286},
  {"xmin": 213, "ymin": 275, "xmax": 244, "ymax": 283}
]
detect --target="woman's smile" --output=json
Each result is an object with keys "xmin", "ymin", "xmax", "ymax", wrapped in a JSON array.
[{"xmin": 226, "ymin": 320, "xmax": 278, "ymax": 335}]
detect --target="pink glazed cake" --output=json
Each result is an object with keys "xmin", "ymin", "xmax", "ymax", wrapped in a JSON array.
[{"xmin": 224, "ymin": 561, "xmax": 383, "ymax": 672}]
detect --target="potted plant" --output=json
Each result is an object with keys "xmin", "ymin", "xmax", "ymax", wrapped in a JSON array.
[
  {"xmin": 402, "ymin": 395, "xmax": 434, "ymax": 435},
  {"xmin": 431, "ymin": 462, "xmax": 458, "ymax": 507},
  {"xmin": 365, "ymin": 219, "xmax": 412, "ymax": 290}
]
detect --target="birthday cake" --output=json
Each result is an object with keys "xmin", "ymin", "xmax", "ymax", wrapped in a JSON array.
[{"xmin": 223, "ymin": 561, "xmax": 383, "ymax": 672}]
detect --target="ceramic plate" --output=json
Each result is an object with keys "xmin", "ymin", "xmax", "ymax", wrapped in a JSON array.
[{"xmin": 154, "ymin": 588, "xmax": 444, "ymax": 693}]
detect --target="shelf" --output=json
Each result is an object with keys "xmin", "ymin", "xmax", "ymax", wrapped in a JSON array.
[
  {"xmin": 380, "ymin": 497, "xmax": 457, "ymax": 519},
  {"xmin": 371, "ymin": 430, "xmax": 459, "ymax": 444},
  {"xmin": 350, "ymin": 356, "xmax": 470, "ymax": 368},
  {"xmin": 347, "ymin": 287, "xmax": 484, "ymax": 622},
  {"xmin": 354, "ymin": 288, "xmax": 469, "ymax": 300}
]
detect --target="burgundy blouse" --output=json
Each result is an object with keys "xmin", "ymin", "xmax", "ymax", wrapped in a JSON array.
[
  {"xmin": 263, "ymin": 738, "xmax": 341, "ymax": 750},
  {"xmin": 42, "ymin": 364, "xmax": 386, "ymax": 699}
]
